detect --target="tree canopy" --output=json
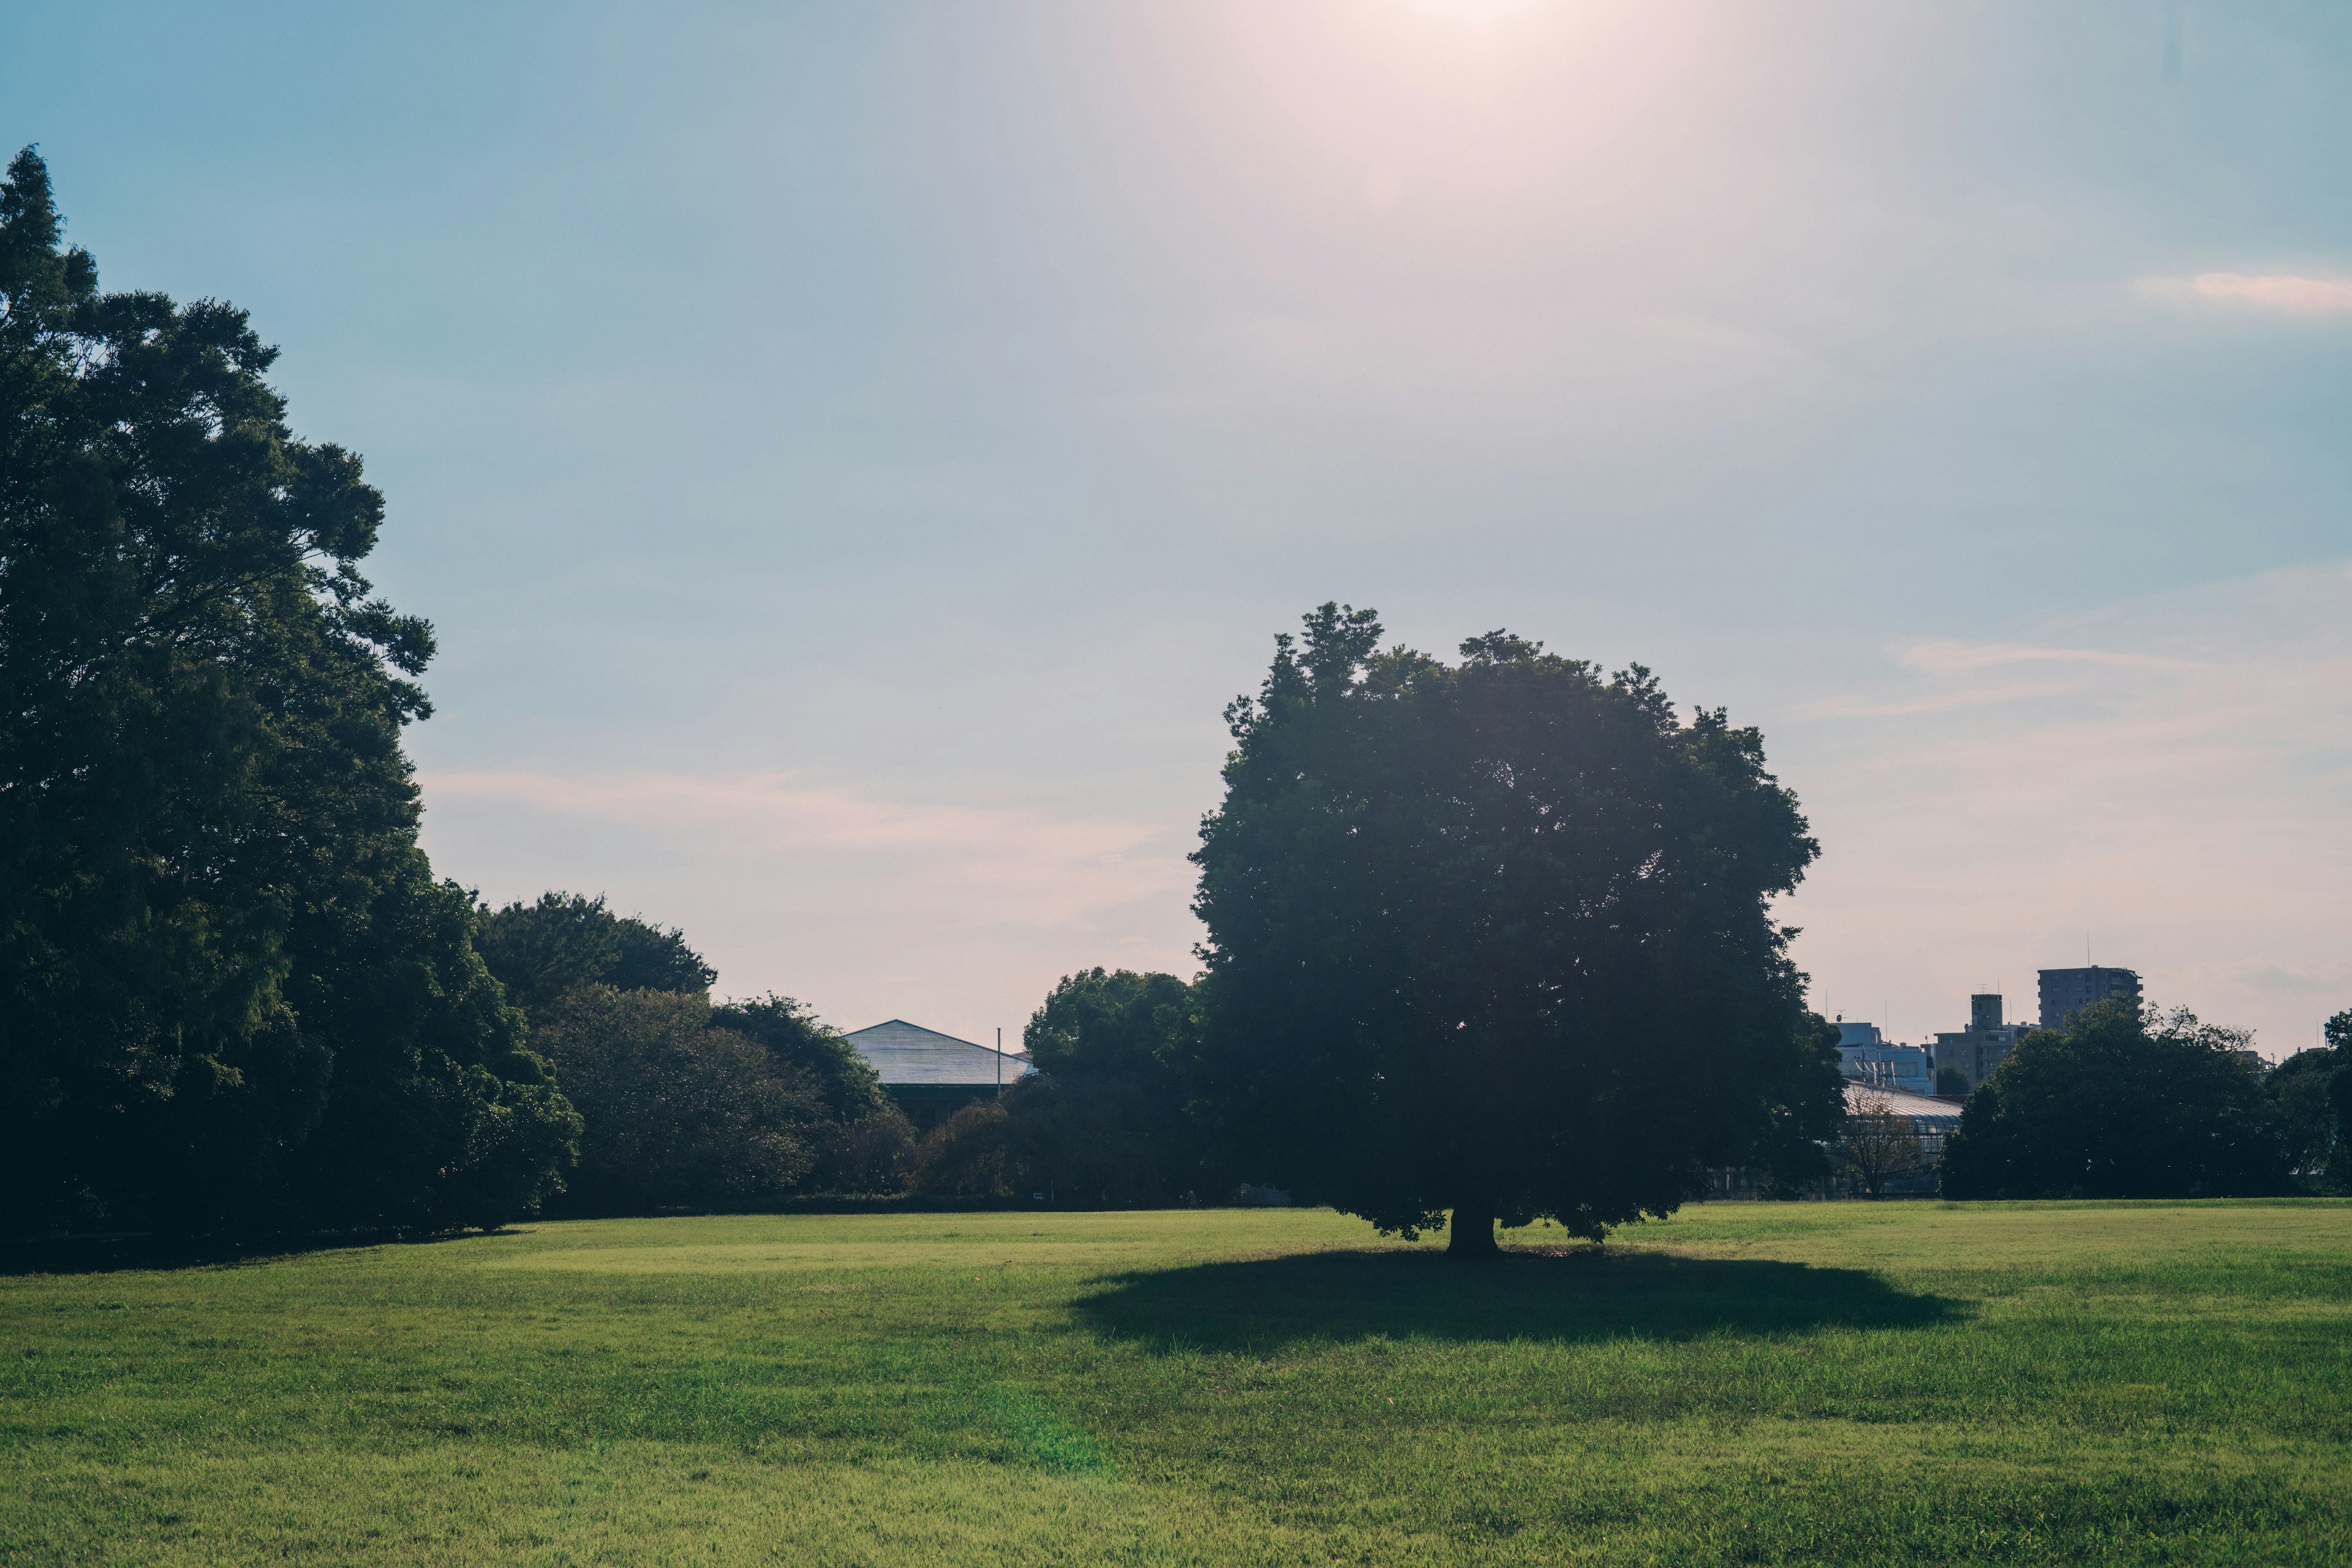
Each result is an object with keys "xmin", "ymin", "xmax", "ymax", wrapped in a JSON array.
[
  {"xmin": 530, "ymin": 989, "xmax": 826, "ymax": 1213},
  {"xmin": 2263, "ymin": 1042, "xmax": 2344, "ymax": 1193},
  {"xmin": 0, "ymin": 148, "xmax": 576, "ymax": 1235},
  {"xmin": 472, "ymin": 891, "xmax": 912, "ymax": 1204},
  {"xmin": 1189, "ymin": 605, "xmax": 1839, "ymax": 1254},
  {"xmin": 1939, "ymin": 1001, "xmax": 2288, "ymax": 1200},
  {"xmin": 474, "ymin": 891, "xmax": 716, "ymax": 1014},
  {"xmin": 910, "ymin": 968, "xmax": 1215, "ymax": 1205}
]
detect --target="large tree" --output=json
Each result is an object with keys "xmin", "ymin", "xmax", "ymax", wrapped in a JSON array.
[
  {"xmin": 1190, "ymin": 605, "xmax": 1838, "ymax": 1255},
  {"xmin": 1019, "ymin": 968, "xmax": 1218, "ymax": 1204},
  {"xmin": 473, "ymin": 890, "xmax": 716, "ymax": 1015},
  {"xmin": 2263, "ymin": 1043, "xmax": 2343, "ymax": 1193},
  {"xmin": 530, "ymin": 988, "xmax": 832, "ymax": 1213},
  {"xmin": 1939, "ymin": 1001, "xmax": 2288, "ymax": 1200},
  {"xmin": 911, "ymin": 969, "xmax": 1215, "ymax": 1206},
  {"xmin": 715, "ymin": 993, "xmax": 914, "ymax": 1192},
  {"xmin": 0, "ymin": 149, "xmax": 576, "ymax": 1234}
]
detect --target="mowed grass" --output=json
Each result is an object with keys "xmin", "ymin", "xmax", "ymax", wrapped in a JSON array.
[{"xmin": 4, "ymin": 1202, "xmax": 2348, "ymax": 1566}]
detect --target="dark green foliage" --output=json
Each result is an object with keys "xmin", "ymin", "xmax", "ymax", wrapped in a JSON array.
[
  {"xmin": 2264, "ymin": 1041, "xmax": 2345, "ymax": 1193},
  {"xmin": 2329, "ymin": 1009, "xmax": 2352, "ymax": 1186},
  {"xmin": 712, "ymin": 993, "xmax": 890, "ymax": 1123},
  {"xmin": 1189, "ymin": 606, "xmax": 1835, "ymax": 1251},
  {"xmin": 1026, "ymin": 968, "xmax": 1194, "ymax": 1081},
  {"xmin": 530, "ymin": 989, "xmax": 826, "ymax": 1212},
  {"xmin": 1940, "ymin": 1001, "xmax": 2288, "ymax": 1199},
  {"xmin": 907, "ymin": 969, "xmax": 1221, "ymax": 1205},
  {"xmin": 0, "ymin": 149, "xmax": 574, "ymax": 1235},
  {"xmin": 713, "ymin": 993, "xmax": 912, "ymax": 1193},
  {"xmin": 1936, "ymin": 1065, "xmax": 1971, "ymax": 1097},
  {"xmin": 812, "ymin": 1107, "xmax": 920, "ymax": 1194},
  {"xmin": 1747, "ymin": 1011, "xmax": 1848, "ymax": 1198},
  {"xmin": 473, "ymin": 891, "xmax": 714, "ymax": 1014},
  {"xmin": 1017, "ymin": 968, "xmax": 1218, "ymax": 1203},
  {"xmin": 910, "ymin": 1101, "xmax": 1019, "ymax": 1197}
]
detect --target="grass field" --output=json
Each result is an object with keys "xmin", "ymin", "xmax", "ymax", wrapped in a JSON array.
[{"xmin": 4, "ymin": 1201, "xmax": 2348, "ymax": 1566}]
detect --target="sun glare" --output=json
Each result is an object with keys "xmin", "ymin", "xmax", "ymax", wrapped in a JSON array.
[{"xmin": 1396, "ymin": 0, "xmax": 1548, "ymax": 20}]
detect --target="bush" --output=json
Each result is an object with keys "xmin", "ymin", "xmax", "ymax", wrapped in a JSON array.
[
  {"xmin": 910, "ymin": 1102, "xmax": 1017, "ymax": 1197},
  {"xmin": 1940, "ymin": 1001, "xmax": 2288, "ymax": 1200},
  {"xmin": 814, "ymin": 1110, "xmax": 919, "ymax": 1195},
  {"xmin": 532, "ymin": 988, "xmax": 827, "ymax": 1212},
  {"xmin": 2264, "ymin": 1041, "xmax": 2345, "ymax": 1193}
]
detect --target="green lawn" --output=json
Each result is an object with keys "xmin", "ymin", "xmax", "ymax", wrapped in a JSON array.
[{"xmin": 4, "ymin": 1202, "xmax": 2348, "ymax": 1566}]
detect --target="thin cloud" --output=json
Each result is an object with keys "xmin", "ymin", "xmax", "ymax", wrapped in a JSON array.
[
  {"xmin": 1893, "ymin": 639, "xmax": 2201, "ymax": 676},
  {"xmin": 1784, "ymin": 562, "xmax": 2352, "ymax": 1059},
  {"xmin": 420, "ymin": 769, "xmax": 1192, "ymax": 929},
  {"xmin": 2143, "ymin": 271, "xmax": 2352, "ymax": 313}
]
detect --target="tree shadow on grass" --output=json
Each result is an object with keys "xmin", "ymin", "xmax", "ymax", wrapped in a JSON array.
[
  {"xmin": 0, "ymin": 1227, "xmax": 518, "ymax": 1277},
  {"xmin": 1075, "ymin": 1246, "xmax": 1962, "ymax": 1353}
]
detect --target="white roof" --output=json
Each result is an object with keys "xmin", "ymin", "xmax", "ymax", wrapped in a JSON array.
[
  {"xmin": 844, "ymin": 1019, "xmax": 1034, "ymax": 1088},
  {"xmin": 1843, "ymin": 1080, "xmax": 1964, "ymax": 1127}
]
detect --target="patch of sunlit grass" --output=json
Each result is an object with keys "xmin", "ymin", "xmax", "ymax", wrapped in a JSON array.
[{"xmin": 3, "ymin": 1202, "xmax": 2347, "ymax": 1565}]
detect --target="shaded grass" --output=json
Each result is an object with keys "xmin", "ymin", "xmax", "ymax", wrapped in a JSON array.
[
  {"xmin": 2, "ymin": 1202, "xmax": 2348, "ymax": 1564},
  {"xmin": 1074, "ymin": 1246, "xmax": 1962, "ymax": 1351}
]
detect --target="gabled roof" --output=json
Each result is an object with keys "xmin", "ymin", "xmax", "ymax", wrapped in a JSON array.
[{"xmin": 845, "ymin": 1019, "xmax": 1034, "ymax": 1088}]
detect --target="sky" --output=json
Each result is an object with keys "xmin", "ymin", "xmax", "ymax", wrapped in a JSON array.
[{"xmin": 6, "ymin": 0, "xmax": 2348, "ymax": 1057}]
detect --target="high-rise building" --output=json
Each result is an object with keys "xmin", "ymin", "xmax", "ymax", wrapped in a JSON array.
[
  {"xmin": 2037, "ymin": 967, "xmax": 2141, "ymax": 1029},
  {"xmin": 1934, "ymin": 993, "xmax": 2027, "ymax": 1093}
]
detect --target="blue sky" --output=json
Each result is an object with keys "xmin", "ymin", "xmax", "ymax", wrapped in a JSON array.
[{"xmin": 8, "ymin": 1, "xmax": 2348, "ymax": 1055}]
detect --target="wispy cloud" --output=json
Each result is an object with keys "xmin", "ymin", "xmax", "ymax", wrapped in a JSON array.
[
  {"xmin": 421, "ymin": 770, "xmax": 1192, "ymax": 930},
  {"xmin": 1893, "ymin": 639, "xmax": 2201, "ymax": 676},
  {"xmin": 1783, "ymin": 563, "xmax": 2352, "ymax": 1057},
  {"xmin": 2141, "ymin": 271, "xmax": 2352, "ymax": 314}
]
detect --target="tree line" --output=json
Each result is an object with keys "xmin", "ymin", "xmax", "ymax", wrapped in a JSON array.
[{"xmin": 7, "ymin": 148, "xmax": 2342, "ymax": 1249}]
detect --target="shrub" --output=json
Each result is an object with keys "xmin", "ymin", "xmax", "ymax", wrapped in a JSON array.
[
  {"xmin": 1940, "ymin": 1001, "xmax": 2288, "ymax": 1200},
  {"xmin": 532, "ymin": 988, "xmax": 826, "ymax": 1212}
]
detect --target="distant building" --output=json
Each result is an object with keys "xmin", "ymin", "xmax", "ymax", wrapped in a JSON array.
[
  {"xmin": 1842, "ymin": 1080, "xmax": 1964, "ymax": 1193},
  {"xmin": 843, "ymin": 1019, "xmax": 1032, "ymax": 1131},
  {"xmin": 1933, "ymin": 993, "xmax": 2027, "ymax": 1093},
  {"xmin": 1702, "ymin": 1081, "xmax": 1961, "ymax": 1200},
  {"xmin": 1835, "ymin": 1019, "xmax": 1936, "ymax": 1097},
  {"xmin": 2037, "ymin": 967, "xmax": 2141, "ymax": 1029}
]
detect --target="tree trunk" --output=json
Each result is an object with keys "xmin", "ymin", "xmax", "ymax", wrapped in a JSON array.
[{"xmin": 1447, "ymin": 1200, "xmax": 1500, "ymax": 1260}]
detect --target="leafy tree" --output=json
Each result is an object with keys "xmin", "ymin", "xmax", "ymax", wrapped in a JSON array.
[
  {"xmin": 713, "ymin": 993, "xmax": 889, "ymax": 1121},
  {"xmin": 910, "ymin": 1101, "xmax": 1017, "ymax": 1197},
  {"xmin": 1017, "ymin": 968, "xmax": 1217, "ymax": 1203},
  {"xmin": 1936, "ymin": 1065, "xmax": 1972, "ymax": 1098},
  {"xmin": 1838, "ymin": 1090, "xmax": 1926, "ymax": 1197},
  {"xmin": 815, "ymin": 1108, "xmax": 919, "ymax": 1195},
  {"xmin": 1940, "ymin": 1001, "xmax": 2287, "ymax": 1199},
  {"xmin": 473, "ymin": 891, "xmax": 714, "ymax": 1014},
  {"xmin": 0, "ymin": 148, "xmax": 574, "ymax": 1235},
  {"xmin": 2329, "ymin": 1009, "xmax": 2352, "ymax": 1186},
  {"xmin": 530, "ymin": 988, "xmax": 826, "ymax": 1212},
  {"xmin": 1190, "ymin": 605, "xmax": 1836, "ymax": 1256},
  {"xmin": 1744, "ymin": 1011, "xmax": 1849, "ymax": 1199},
  {"xmin": 1027, "ymin": 968, "xmax": 1193, "ymax": 1079},
  {"xmin": 714, "ymin": 993, "xmax": 912, "ymax": 1193},
  {"xmin": 904, "ymin": 970, "xmax": 1216, "ymax": 1206},
  {"xmin": 2264, "ymin": 1043, "xmax": 2343, "ymax": 1193}
]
